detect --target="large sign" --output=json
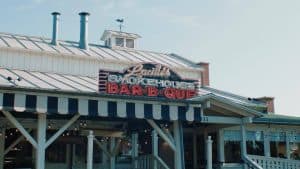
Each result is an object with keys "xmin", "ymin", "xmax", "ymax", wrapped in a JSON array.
[{"xmin": 98, "ymin": 63, "xmax": 199, "ymax": 99}]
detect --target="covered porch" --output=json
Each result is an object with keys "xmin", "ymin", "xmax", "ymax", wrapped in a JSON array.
[{"xmin": 1, "ymin": 89, "xmax": 300, "ymax": 169}]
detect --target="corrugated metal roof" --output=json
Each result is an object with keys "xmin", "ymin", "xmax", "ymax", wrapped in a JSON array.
[
  {"xmin": 0, "ymin": 32, "xmax": 198, "ymax": 69},
  {"xmin": 0, "ymin": 68, "xmax": 96, "ymax": 92},
  {"xmin": 0, "ymin": 67, "xmax": 266, "ymax": 111},
  {"xmin": 100, "ymin": 30, "xmax": 141, "ymax": 40}
]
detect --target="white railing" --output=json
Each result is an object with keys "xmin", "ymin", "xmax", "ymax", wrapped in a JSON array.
[
  {"xmin": 248, "ymin": 155, "xmax": 300, "ymax": 169},
  {"xmin": 243, "ymin": 155, "xmax": 263, "ymax": 169},
  {"xmin": 134, "ymin": 155, "xmax": 170, "ymax": 169}
]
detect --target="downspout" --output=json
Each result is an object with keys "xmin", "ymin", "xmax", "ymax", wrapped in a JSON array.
[{"xmin": 240, "ymin": 117, "xmax": 263, "ymax": 169}]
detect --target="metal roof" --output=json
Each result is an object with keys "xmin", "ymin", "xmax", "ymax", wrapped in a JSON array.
[
  {"xmin": 0, "ymin": 66, "xmax": 267, "ymax": 110},
  {"xmin": 253, "ymin": 114, "xmax": 300, "ymax": 125},
  {"xmin": 0, "ymin": 32, "xmax": 198, "ymax": 69},
  {"xmin": 200, "ymin": 87, "xmax": 267, "ymax": 110},
  {"xmin": 100, "ymin": 30, "xmax": 142, "ymax": 40}
]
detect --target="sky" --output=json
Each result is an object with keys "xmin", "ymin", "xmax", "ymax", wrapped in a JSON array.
[{"xmin": 0, "ymin": 0, "xmax": 300, "ymax": 116}]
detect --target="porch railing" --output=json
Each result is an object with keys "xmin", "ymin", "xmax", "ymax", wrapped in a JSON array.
[
  {"xmin": 243, "ymin": 155, "xmax": 263, "ymax": 169},
  {"xmin": 134, "ymin": 155, "xmax": 170, "ymax": 169},
  {"xmin": 248, "ymin": 155, "xmax": 300, "ymax": 169}
]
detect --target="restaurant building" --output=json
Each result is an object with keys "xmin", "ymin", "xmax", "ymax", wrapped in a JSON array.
[{"xmin": 0, "ymin": 12, "xmax": 300, "ymax": 169}]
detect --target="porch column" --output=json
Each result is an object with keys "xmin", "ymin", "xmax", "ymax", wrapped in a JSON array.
[
  {"xmin": 206, "ymin": 136, "xmax": 213, "ymax": 169},
  {"xmin": 203, "ymin": 128, "xmax": 208, "ymax": 162},
  {"xmin": 286, "ymin": 132, "xmax": 290, "ymax": 159},
  {"xmin": 263, "ymin": 130, "xmax": 270, "ymax": 157},
  {"xmin": 131, "ymin": 133, "xmax": 138, "ymax": 169},
  {"xmin": 240, "ymin": 123, "xmax": 247, "ymax": 169},
  {"xmin": 36, "ymin": 113, "xmax": 47, "ymax": 169},
  {"xmin": 102, "ymin": 142, "xmax": 108, "ymax": 168},
  {"xmin": 192, "ymin": 132, "xmax": 198, "ymax": 169},
  {"xmin": 173, "ymin": 121, "xmax": 185, "ymax": 169},
  {"xmin": 110, "ymin": 138, "xmax": 116, "ymax": 169},
  {"xmin": 87, "ymin": 131, "xmax": 94, "ymax": 169},
  {"xmin": 152, "ymin": 130, "xmax": 158, "ymax": 169},
  {"xmin": 217, "ymin": 129, "xmax": 225, "ymax": 165},
  {"xmin": 240, "ymin": 124, "xmax": 247, "ymax": 157},
  {"xmin": 66, "ymin": 144, "xmax": 72, "ymax": 169},
  {"xmin": 0, "ymin": 128, "xmax": 5, "ymax": 169}
]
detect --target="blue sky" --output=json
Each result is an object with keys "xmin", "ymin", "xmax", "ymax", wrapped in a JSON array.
[{"xmin": 1, "ymin": 0, "xmax": 300, "ymax": 116}]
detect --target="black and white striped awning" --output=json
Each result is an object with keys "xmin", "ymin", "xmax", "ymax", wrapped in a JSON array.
[{"xmin": 0, "ymin": 92, "xmax": 202, "ymax": 122}]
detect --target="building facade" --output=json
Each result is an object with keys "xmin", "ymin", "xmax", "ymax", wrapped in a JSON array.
[{"xmin": 0, "ymin": 12, "xmax": 300, "ymax": 169}]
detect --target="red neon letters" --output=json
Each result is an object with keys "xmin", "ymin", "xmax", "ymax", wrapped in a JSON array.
[{"xmin": 107, "ymin": 82, "xmax": 196, "ymax": 99}]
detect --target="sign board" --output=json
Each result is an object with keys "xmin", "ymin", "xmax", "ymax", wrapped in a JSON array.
[{"xmin": 98, "ymin": 63, "xmax": 199, "ymax": 100}]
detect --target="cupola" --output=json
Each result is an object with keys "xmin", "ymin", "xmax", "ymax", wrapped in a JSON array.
[{"xmin": 101, "ymin": 30, "xmax": 141, "ymax": 49}]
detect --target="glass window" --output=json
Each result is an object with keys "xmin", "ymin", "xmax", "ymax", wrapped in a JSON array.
[
  {"xmin": 46, "ymin": 143, "xmax": 66, "ymax": 163},
  {"xmin": 116, "ymin": 38, "xmax": 124, "ymax": 47},
  {"xmin": 126, "ymin": 39, "xmax": 134, "ymax": 48},
  {"xmin": 246, "ymin": 141, "xmax": 264, "ymax": 155},
  {"xmin": 291, "ymin": 143, "xmax": 300, "ymax": 160},
  {"xmin": 270, "ymin": 141, "xmax": 287, "ymax": 158},
  {"xmin": 224, "ymin": 141, "xmax": 241, "ymax": 163}
]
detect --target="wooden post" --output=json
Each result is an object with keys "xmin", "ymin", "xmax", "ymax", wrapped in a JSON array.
[
  {"xmin": 203, "ymin": 128, "xmax": 208, "ymax": 162},
  {"xmin": 217, "ymin": 129, "xmax": 225, "ymax": 165},
  {"xmin": 36, "ymin": 113, "xmax": 46, "ymax": 169},
  {"xmin": 173, "ymin": 121, "xmax": 185, "ymax": 169},
  {"xmin": 0, "ymin": 128, "xmax": 5, "ymax": 169},
  {"xmin": 286, "ymin": 132, "xmax": 290, "ymax": 159},
  {"xmin": 263, "ymin": 130, "xmax": 270, "ymax": 157},
  {"xmin": 132, "ymin": 133, "xmax": 138, "ymax": 169},
  {"xmin": 192, "ymin": 133, "xmax": 198, "ymax": 169},
  {"xmin": 206, "ymin": 136, "xmax": 213, "ymax": 169},
  {"xmin": 152, "ymin": 130, "xmax": 158, "ymax": 169},
  {"xmin": 110, "ymin": 138, "xmax": 116, "ymax": 169},
  {"xmin": 240, "ymin": 124, "xmax": 247, "ymax": 169},
  {"xmin": 102, "ymin": 142, "xmax": 108, "ymax": 168},
  {"xmin": 66, "ymin": 144, "xmax": 71, "ymax": 169},
  {"xmin": 87, "ymin": 131, "xmax": 94, "ymax": 169}
]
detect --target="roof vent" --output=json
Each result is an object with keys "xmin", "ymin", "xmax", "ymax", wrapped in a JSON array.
[
  {"xmin": 79, "ymin": 12, "xmax": 90, "ymax": 50},
  {"xmin": 51, "ymin": 12, "xmax": 60, "ymax": 45},
  {"xmin": 101, "ymin": 30, "xmax": 141, "ymax": 49}
]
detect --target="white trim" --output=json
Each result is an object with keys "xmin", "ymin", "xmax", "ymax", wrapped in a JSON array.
[
  {"xmin": 14, "ymin": 93, "xmax": 26, "ymax": 112},
  {"xmin": 98, "ymin": 100, "xmax": 108, "ymax": 117},
  {"xmin": 36, "ymin": 95, "xmax": 47, "ymax": 113},
  {"xmin": 117, "ymin": 101, "xmax": 126, "ymax": 118},
  {"xmin": 58, "ymin": 97, "xmax": 68, "ymax": 114}
]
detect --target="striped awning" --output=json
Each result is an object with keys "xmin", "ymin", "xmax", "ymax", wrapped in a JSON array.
[{"xmin": 0, "ymin": 92, "xmax": 202, "ymax": 122}]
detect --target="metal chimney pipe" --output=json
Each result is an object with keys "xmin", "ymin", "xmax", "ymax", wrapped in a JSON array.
[
  {"xmin": 79, "ymin": 12, "xmax": 90, "ymax": 50},
  {"xmin": 51, "ymin": 12, "xmax": 60, "ymax": 45}
]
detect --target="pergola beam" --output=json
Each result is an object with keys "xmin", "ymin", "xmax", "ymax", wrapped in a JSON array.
[
  {"xmin": 2, "ymin": 111, "xmax": 37, "ymax": 148},
  {"xmin": 94, "ymin": 138, "xmax": 112, "ymax": 157},
  {"xmin": 4, "ymin": 129, "xmax": 32, "ymax": 155},
  {"xmin": 45, "ymin": 114, "xmax": 80, "ymax": 148},
  {"xmin": 147, "ymin": 119, "xmax": 176, "ymax": 151}
]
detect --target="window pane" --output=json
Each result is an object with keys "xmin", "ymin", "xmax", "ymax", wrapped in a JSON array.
[
  {"xmin": 46, "ymin": 143, "xmax": 66, "ymax": 163},
  {"xmin": 116, "ymin": 38, "xmax": 124, "ymax": 47},
  {"xmin": 126, "ymin": 39, "xmax": 134, "ymax": 48},
  {"xmin": 224, "ymin": 141, "xmax": 241, "ymax": 163},
  {"xmin": 246, "ymin": 141, "xmax": 264, "ymax": 155}
]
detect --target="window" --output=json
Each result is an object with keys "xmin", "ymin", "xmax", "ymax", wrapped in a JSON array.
[
  {"xmin": 126, "ymin": 39, "xmax": 134, "ymax": 48},
  {"xmin": 46, "ymin": 143, "xmax": 66, "ymax": 163},
  {"xmin": 116, "ymin": 38, "xmax": 124, "ymax": 47},
  {"xmin": 247, "ymin": 141, "xmax": 264, "ymax": 155},
  {"xmin": 224, "ymin": 141, "xmax": 241, "ymax": 163}
]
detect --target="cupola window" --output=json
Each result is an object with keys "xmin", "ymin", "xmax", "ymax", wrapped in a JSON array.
[
  {"xmin": 116, "ymin": 38, "xmax": 124, "ymax": 47},
  {"xmin": 126, "ymin": 39, "xmax": 134, "ymax": 48}
]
